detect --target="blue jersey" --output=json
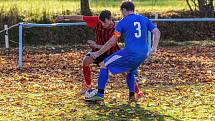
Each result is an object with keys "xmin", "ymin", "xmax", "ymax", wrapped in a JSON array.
[{"xmin": 115, "ymin": 14, "xmax": 156, "ymax": 55}]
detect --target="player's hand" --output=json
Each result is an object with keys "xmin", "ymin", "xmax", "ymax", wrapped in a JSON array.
[
  {"xmin": 87, "ymin": 40, "xmax": 97, "ymax": 49},
  {"xmin": 147, "ymin": 48, "xmax": 157, "ymax": 62},
  {"xmin": 55, "ymin": 16, "xmax": 64, "ymax": 22},
  {"xmin": 150, "ymin": 48, "xmax": 157, "ymax": 55},
  {"xmin": 90, "ymin": 51, "xmax": 100, "ymax": 59}
]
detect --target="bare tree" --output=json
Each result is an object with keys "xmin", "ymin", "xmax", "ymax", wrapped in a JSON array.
[
  {"xmin": 186, "ymin": 0, "xmax": 193, "ymax": 11},
  {"xmin": 186, "ymin": 0, "xmax": 214, "ymax": 16},
  {"xmin": 81, "ymin": 0, "xmax": 92, "ymax": 16},
  {"xmin": 198, "ymin": 0, "xmax": 214, "ymax": 16}
]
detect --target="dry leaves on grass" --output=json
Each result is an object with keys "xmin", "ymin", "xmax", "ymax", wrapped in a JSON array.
[
  {"xmin": 0, "ymin": 46, "xmax": 214, "ymax": 93},
  {"xmin": 0, "ymin": 45, "xmax": 214, "ymax": 120}
]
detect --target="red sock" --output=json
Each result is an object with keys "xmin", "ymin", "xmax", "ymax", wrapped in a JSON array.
[
  {"xmin": 135, "ymin": 82, "xmax": 139, "ymax": 93},
  {"xmin": 83, "ymin": 66, "xmax": 91, "ymax": 85}
]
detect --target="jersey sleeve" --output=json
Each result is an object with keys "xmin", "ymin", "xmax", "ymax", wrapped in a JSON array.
[
  {"xmin": 115, "ymin": 21, "xmax": 123, "ymax": 34},
  {"xmin": 147, "ymin": 18, "xmax": 156, "ymax": 32},
  {"xmin": 83, "ymin": 16, "xmax": 99, "ymax": 28}
]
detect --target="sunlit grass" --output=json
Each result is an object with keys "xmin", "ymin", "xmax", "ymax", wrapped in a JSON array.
[
  {"xmin": 0, "ymin": 82, "xmax": 214, "ymax": 120},
  {"xmin": 0, "ymin": 0, "xmax": 189, "ymax": 16}
]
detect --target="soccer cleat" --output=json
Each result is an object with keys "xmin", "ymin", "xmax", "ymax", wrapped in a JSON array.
[
  {"xmin": 85, "ymin": 94, "xmax": 104, "ymax": 101},
  {"xmin": 79, "ymin": 82, "xmax": 92, "ymax": 95},
  {"xmin": 129, "ymin": 96, "xmax": 136, "ymax": 103},
  {"xmin": 137, "ymin": 91, "xmax": 143, "ymax": 98}
]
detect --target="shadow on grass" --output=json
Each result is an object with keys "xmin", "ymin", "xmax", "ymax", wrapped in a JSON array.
[{"xmin": 85, "ymin": 102, "xmax": 182, "ymax": 121}]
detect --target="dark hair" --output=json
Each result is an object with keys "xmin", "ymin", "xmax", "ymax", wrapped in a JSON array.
[
  {"xmin": 99, "ymin": 10, "xmax": 111, "ymax": 22},
  {"xmin": 120, "ymin": 1, "xmax": 135, "ymax": 11}
]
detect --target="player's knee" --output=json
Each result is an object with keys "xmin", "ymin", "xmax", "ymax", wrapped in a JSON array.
[
  {"xmin": 100, "ymin": 61, "xmax": 106, "ymax": 69},
  {"xmin": 82, "ymin": 56, "xmax": 92, "ymax": 66},
  {"xmin": 127, "ymin": 72, "xmax": 135, "ymax": 77},
  {"xmin": 122, "ymin": 73, "xmax": 126, "ymax": 77}
]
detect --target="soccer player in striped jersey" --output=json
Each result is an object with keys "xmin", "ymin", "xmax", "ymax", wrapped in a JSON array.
[
  {"xmin": 56, "ymin": 10, "xmax": 143, "ymax": 97},
  {"xmin": 88, "ymin": 1, "xmax": 161, "ymax": 102}
]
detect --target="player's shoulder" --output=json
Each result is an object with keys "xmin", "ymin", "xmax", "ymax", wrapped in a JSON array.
[
  {"xmin": 128, "ymin": 14, "xmax": 149, "ymax": 21},
  {"xmin": 136, "ymin": 14, "xmax": 151, "ymax": 24},
  {"xmin": 119, "ymin": 17, "xmax": 126, "ymax": 23},
  {"xmin": 135, "ymin": 14, "xmax": 149, "ymax": 20}
]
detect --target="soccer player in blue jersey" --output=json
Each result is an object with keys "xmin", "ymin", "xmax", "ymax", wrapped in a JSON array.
[{"xmin": 87, "ymin": 1, "xmax": 161, "ymax": 102}]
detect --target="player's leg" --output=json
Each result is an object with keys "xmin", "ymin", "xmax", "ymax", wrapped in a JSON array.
[
  {"xmin": 86, "ymin": 50, "xmax": 133, "ymax": 101},
  {"xmin": 133, "ymin": 69, "xmax": 143, "ymax": 98},
  {"xmin": 124, "ymin": 71, "xmax": 143, "ymax": 98},
  {"xmin": 135, "ymin": 83, "xmax": 143, "ymax": 98},
  {"xmin": 85, "ymin": 61, "xmax": 108, "ymax": 101},
  {"xmin": 103, "ymin": 50, "xmax": 146, "ymax": 101},
  {"xmin": 126, "ymin": 72, "xmax": 135, "ymax": 102},
  {"xmin": 81, "ymin": 54, "xmax": 94, "ymax": 94},
  {"xmin": 82, "ymin": 52, "xmax": 110, "ymax": 95},
  {"xmin": 86, "ymin": 49, "xmax": 146, "ymax": 101}
]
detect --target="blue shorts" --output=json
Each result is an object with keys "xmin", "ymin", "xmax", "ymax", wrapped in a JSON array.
[{"xmin": 104, "ymin": 49, "xmax": 147, "ymax": 75}]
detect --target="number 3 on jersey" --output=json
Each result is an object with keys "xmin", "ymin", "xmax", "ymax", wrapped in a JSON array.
[{"xmin": 134, "ymin": 22, "xmax": 141, "ymax": 38}]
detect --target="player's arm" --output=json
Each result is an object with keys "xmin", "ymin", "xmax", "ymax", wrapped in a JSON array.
[
  {"xmin": 151, "ymin": 28, "xmax": 161, "ymax": 53},
  {"xmin": 91, "ymin": 43, "xmax": 117, "ymax": 49},
  {"xmin": 88, "ymin": 40, "xmax": 118, "ymax": 49},
  {"xmin": 87, "ymin": 40, "xmax": 103, "ymax": 49},
  {"xmin": 64, "ymin": 15, "xmax": 83, "ymax": 21},
  {"xmin": 95, "ymin": 44, "xmax": 103, "ymax": 49},
  {"xmin": 90, "ymin": 32, "xmax": 121, "ymax": 59},
  {"xmin": 98, "ymin": 36, "xmax": 117, "ymax": 54},
  {"xmin": 55, "ymin": 15, "xmax": 83, "ymax": 22},
  {"xmin": 147, "ymin": 18, "xmax": 161, "ymax": 53},
  {"xmin": 55, "ymin": 15, "xmax": 98, "ymax": 28}
]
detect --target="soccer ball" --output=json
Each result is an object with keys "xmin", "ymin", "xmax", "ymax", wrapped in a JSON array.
[{"xmin": 85, "ymin": 89, "xmax": 97, "ymax": 98}]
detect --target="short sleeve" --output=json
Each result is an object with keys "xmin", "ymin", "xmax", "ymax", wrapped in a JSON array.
[
  {"xmin": 147, "ymin": 19, "xmax": 156, "ymax": 32},
  {"xmin": 115, "ymin": 21, "xmax": 123, "ymax": 34},
  {"xmin": 83, "ymin": 16, "xmax": 99, "ymax": 28}
]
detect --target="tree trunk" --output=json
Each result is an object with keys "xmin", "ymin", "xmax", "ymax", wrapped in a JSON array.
[
  {"xmin": 208, "ymin": 0, "xmax": 214, "ymax": 14},
  {"xmin": 81, "ymin": 0, "xmax": 92, "ymax": 16},
  {"xmin": 198, "ymin": 0, "xmax": 214, "ymax": 16},
  {"xmin": 198, "ymin": 0, "xmax": 205, "ymax": 12},
  {"xmin": 186, "ymin": 0, "xmax": 193, "ymax": 11},
  {"xmin": 191, "ymin": 0, "xmax": 198, "ymax": 11}
]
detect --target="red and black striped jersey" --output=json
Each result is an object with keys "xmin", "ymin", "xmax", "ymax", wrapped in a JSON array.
[{"xmin": 83, "ymin": 16, "xmax": 120, "ymax": 55}]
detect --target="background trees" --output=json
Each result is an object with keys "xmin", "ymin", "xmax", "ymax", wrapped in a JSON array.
[
  {"xmin": 80, "ymin": 0, "xmax": 92, "ymax": 16},
  {"xmin": 186, "ymin": 0, "xmax": 214, "ymax": 16}
]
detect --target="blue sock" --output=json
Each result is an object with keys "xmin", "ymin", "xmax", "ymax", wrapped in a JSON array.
[
  {"xmin": 97, "ymin": 68, "xmax": 108, "ymax": 97},
  {"xmin": 126, "ymin": 73, "xmax": 135, "ymax": 97}
]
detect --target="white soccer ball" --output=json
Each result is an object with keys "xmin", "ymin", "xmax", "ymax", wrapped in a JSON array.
[{"xmin": 85, "ymin": 89, "xmax": 97, "ymax": 98}]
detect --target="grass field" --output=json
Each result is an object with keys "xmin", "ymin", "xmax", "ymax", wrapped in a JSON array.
[
  {"xmin": 0, "ymin": 0, "xmax": 189, "ymax": 19},
  {"xmin": 0, "ymin": 0, "xmax": 189, "ymax": 12},
  {"xmin": 0, "ymin": 44, "xmax": 214, "ymax": 120}
]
